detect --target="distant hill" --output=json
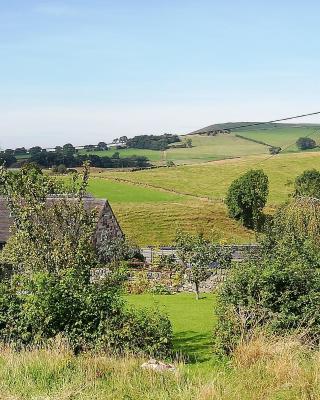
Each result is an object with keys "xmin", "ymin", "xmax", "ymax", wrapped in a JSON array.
[{"xmin": 189, "ymin": 122, "xmax": 320, "ymax": 135}]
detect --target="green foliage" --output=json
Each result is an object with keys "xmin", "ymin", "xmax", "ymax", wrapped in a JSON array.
[
  {"xmin": 0, "ymin": 269, "xmax": 172, "ymax": 357},
  {"xmin": 0, "ymin": 163, "xmax": 173, "ymax": 357},
  {"xmin": 294, "ymin": 169, "xmax": 320, "ymax": 199},
  {"xmin": 98, "ymin": 236, "xmax": 144, "ymax": 265},
  {"xmin": 175, "ymin": 231, "xmax": 232, "ymax": 299},
  {"xmin": 151, "ymin": 254, "xmax": 178, "ymax": 272},
  {"xmin": 149, "ymin": 283, "xmax": 171, "ymax": 295},
  {"xmin": 226, "ymin": 169, "xmax": 269, "ymax": 229},
  {"xmin": 296, "ymin": 137, "xmax": 317, "ymax": 150},
  {"xmin": 126, "ymin": 271, "xmax": 150, "ymax": 294},
  {"xmin": 127, "ymin": 134, "xmax": 180, "ymax": 151},
  {"xmin": 213, "ymin": 197, "xmax": 320, "ymax": 355}
]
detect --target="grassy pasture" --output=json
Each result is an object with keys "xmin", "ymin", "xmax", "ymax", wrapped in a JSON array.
[
  {"xmin": 87, "ymin": 178, "xmax": 182, "ymax": 203},
  {"xmin": 79, "ymin": 147, "xmax": 163, "ymax": 162},
  {"xmin": 81, "ymin": 133, "xmax": 268, "ymax": 165},
  {"xmin": 80, "ymin": 125, "xmax": 320, "ymax": 165},
  {"xmin": 96, "ymin": 151, "xmax": 320, "ymax": 206},
  {"xmin": 86, "ymin": 151, "xmax": 320, "ymax": 245},
  {"xmin": 111, "ymin": 200, "xmax": 254, "ymax": 245},
  {"xmin": 236, "ymin": 126, "xmax": 320, "ymax": 152}
]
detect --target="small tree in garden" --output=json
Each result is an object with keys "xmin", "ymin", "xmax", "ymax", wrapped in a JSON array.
[
  {"xmin": 175, "ymin": 231, "xmax": 232, "ymax": 300},
  {"xmin": 226, "ymin": 169, "xmax": 269, "ymax": 230}
]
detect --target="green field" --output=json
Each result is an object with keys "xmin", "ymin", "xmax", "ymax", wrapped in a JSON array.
[
  {"xmin": 96, "ymin": 151, "xmax": 320, "ymax": 205},
  {"xmin": 82, "ymin": 133, "xmax": 268, "ymax": 165},
  {"xmin": 86, "ymin": 151, "xmax": 320, "ymax": 245},
  {"xmin": 81, "ymin": 124, "xmax": 320, "ymax": 165},
  {"xmin": 14, "ymin": 124, "xmax": 320, "ymax": 168},
  {"xmin": 87, "ymin": 178, "xmax": 182, "ymax": 203},
  {"xmin": 237, "ymin": 126, "xmax": 320, "ymax": 152}
]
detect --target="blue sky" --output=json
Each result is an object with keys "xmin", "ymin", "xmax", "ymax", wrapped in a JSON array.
[{"xmin": 0, "ymin": 1, "xmax": 320, "ymax": 148}]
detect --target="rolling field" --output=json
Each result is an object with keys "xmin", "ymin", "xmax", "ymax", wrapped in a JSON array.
[
  {"xmin": 237, "ymin": 126, "xmax": 320, "ymax": 152},
  {"xmin": 80, "ymin": 124, "xmax": 320, "ymax": 165},
  {"xmin": 87, "ymin": 151, "xmax": 320, "ymax": 245},
  {"xmin": 82, "ymin": 133, "xmax": 268, "ymax": 165},
  {"xmin": 79, "ymin": 147, "xmax": 163, "ymax": 162},
  {"xmin": 87, "ymin": 178, "xmax": 183, "ymax": 203},
  {"xmin": 95, "ymin": 151, "xmax": 320, "ymax": 205}
]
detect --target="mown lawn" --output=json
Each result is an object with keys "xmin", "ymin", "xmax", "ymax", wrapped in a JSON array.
[{"xmin": 127, "ymin": 293, "xmax": 217, "ymax": 363}]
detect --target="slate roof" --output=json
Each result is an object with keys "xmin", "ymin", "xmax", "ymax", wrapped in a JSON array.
[{"xmin": 0, "ymin": 196, "xmax": 122, "ymax": 244}]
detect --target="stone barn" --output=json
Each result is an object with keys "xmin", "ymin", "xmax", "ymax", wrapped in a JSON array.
[{"xmin": 0, "ymin": 196, "xmax": 123, "ymax": 251}]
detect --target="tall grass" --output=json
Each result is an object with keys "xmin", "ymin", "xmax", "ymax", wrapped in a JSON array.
[{"xmin": 0, "ymin": 334, "xmax": 318, "ymax": 399}]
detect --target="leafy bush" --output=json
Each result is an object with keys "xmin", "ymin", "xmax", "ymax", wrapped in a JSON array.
[
  {"xmin": 149, "ymin": 283, "xmax": 171, "ymax": 295},
  {"xmin": 213, "ymin": 197, "xmax": 320, "ymax": 355},
  {"xmin": 0, "ymin": 163, "xmax": 173, "ymax": 357},
  {"xmin": 226, "ymin": 169, "xmax": 269, "ymax": 229},
  {"xmin": 294, "ymin": 169, "xmax": 320, "ymax": 199},
  {"xmin": 126, "ymin": 134, "xmax": 180, "ymax": 151},
  {"xmin": 0, "ymin": 269, "xmax": 173, "ymax": 357},
  {"xmin": 296, "ymin": 137, "xmax": 317, "ymax": 150},
  {"xmin": 126, "ymin": 271, "xmax": 150, "ymax": 294}
]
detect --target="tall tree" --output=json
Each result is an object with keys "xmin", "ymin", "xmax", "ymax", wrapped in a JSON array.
[{"xmin": 226, "ymin": 169, "xmax": 269, "ymax": 229}]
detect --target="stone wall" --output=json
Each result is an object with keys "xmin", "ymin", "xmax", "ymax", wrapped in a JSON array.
[
  {"xmin": 91, "ymin": 266, "xmax": 228, "ymax": 292},
  {"xmin": 128, "ymin": 268, "xmax": 228, "ymax": 293}
]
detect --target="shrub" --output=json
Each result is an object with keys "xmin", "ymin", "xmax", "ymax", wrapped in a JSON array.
[
  {"xmin": 294, "ymin": 169, "xmax": 320, "ymax": 199},
  {"xmin": 126, "ymin": 271, "xmax": 150, "ymax": 294},
  {"xmin": 0, "ymin": 269, "xmax": 173, "ymax": 357},
  {"xmin": 296, "ymin": 137, "xmax": 316, "ymax": 150},
  {"xmin": 213, "ymin": 197, "xmax": 320, "ymax": 355},
  {"xmin": 226, "ymin": 169, "xmax": 269, "ymax": 229},
  {"xmin": 0, "ymin": 163, "xmax": 173, "ymax": 357},
  {"xmin": 149, "ymin": 283, "xmax": 171, "ymax": 295},
  {"xmin": 98, "ymin": 236, "xmax": 144, "ymax": 265}
]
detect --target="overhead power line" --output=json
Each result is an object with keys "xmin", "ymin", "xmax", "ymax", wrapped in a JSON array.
[{"xmin": 194, "ymin": 110, "xmax": 320, "ymax": 134}]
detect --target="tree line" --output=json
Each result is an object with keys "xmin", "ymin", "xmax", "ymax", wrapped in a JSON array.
[{"xmin": 0, "ymin": 143, "xmax": 150, "ymax": 169}]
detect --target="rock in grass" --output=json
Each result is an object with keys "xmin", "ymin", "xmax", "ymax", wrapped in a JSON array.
[{"xmin": 141, "ymin": 359, "xmax": 176, "ymax": 372}]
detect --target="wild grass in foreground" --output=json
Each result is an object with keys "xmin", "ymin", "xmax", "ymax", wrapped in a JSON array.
[{"xmin": 0, "ymin": 334, "xmax": 318, "ymax": 400}]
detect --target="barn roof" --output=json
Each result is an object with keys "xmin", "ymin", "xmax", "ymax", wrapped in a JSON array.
[{"xmin": 0, "ymin": 196, "xmax": 121, "ymax": 244}]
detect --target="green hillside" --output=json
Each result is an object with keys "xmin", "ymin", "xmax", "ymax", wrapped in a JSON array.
[
  {"xmin": 88, "ymin": 151, "xmax": 320, "ymax": 245},
  {"xmin": 82, "ymin": 123, "xmax": 320, "ymax": 165}
]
